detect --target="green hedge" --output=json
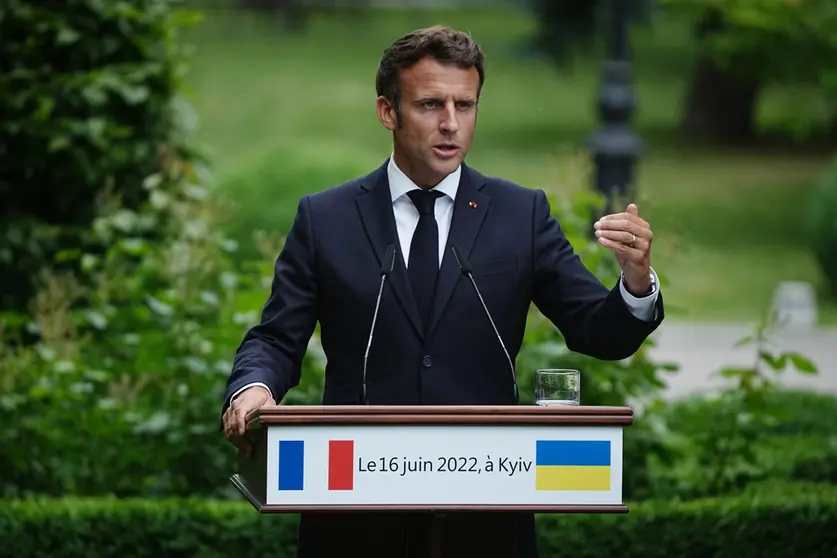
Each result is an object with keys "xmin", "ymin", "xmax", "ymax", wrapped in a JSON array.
[
  {"xmin": 538, "ymin": 482, "xmax": 837, "ymax": 557},
  {"xmin": 1, "ymin": 484, "xmax": 835, "ymax": 557}
]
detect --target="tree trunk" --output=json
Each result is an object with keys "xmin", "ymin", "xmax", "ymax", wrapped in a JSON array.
[
  {"xmin": 278, "ymin": 0, "xmax": 308, "ymax": 32},
  {"xmin": 680, "ymin": 10, "xmax": 761, "ymax": 143},
  {"xmin": 681, "ymin": 56, "xmax": 760, "ymax": 143}
]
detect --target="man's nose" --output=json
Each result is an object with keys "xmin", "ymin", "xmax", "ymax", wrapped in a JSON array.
[{"xmin": 439, "ymin": 103, "xmax": 460, "ymax": 133}]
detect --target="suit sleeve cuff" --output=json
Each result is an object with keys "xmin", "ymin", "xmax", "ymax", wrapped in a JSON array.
[
  {"xmin": 231, "ymin": 382, "xmax": 272, "ymax": 403},
  {"xmin": 619, "ymin": 267, "xmax": 660, "ymax": 321}
]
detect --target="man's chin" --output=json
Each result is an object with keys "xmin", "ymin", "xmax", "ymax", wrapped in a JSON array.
[{"xmin": 428, "ymin": 153, "xmax": 463, "ymax": 174}]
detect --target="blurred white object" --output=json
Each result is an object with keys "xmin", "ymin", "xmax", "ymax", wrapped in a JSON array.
[{"xmin": 772, "ymin": 281, "xmax": 818, "ymax": 327}]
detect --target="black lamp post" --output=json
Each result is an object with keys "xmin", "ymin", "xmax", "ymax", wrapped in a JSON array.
[{"xmin": 586, "ymin": 0, "xmax": 644, "ymax": 218}]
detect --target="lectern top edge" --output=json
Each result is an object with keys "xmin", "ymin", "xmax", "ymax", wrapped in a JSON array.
[
  {"xmin": 254, "ymin": 405, "xmax": 632, "ymax": 416},
  {"xmin": 245, "ymin": 404, "xmax": 634, "ymax": 428}
]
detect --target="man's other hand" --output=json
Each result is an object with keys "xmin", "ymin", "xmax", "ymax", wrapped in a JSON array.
[
  {"xmin": 222, "ymin": 386, "xmax": 275, "ymax": 456},
  {"xmin": 594, "ymin": 203, "xmax": 654, "ymax": 295}
]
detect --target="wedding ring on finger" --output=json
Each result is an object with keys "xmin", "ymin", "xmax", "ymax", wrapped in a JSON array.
[{"xmin": 630, "ymin": 233, "xmax": 636, "ymax": 248}]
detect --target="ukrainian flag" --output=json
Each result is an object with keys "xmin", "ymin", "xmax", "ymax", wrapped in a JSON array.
[{"xmin": 535, "ymin": 440, "xmax": 611, "ymax": 491}]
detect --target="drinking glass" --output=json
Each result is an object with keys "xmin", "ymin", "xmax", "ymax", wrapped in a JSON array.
[{"xmin": 534, "ymin": 369, "xmax": 580, "ymax": 406}]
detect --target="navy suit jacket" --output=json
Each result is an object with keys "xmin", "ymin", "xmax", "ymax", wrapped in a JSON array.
[
  {"xmin": 225, "ymin": 160, "xmax": 663, "ymax": 411},
  {"xmin": 223, "ymin": 159, "xmax": 664, "ymax": 557}
]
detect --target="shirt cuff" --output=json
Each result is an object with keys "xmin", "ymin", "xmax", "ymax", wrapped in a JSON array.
[
  {"xmin": 619, "ymin": 267, "xmax": 660, "ymax": 322},
  {"xmin": 231, "ymin": 382, "xmax": 272, "ymax": 403}
]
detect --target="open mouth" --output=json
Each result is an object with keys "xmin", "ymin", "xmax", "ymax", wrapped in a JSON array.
[{"xmin": 433, "ymin": 143, "xmax": 460, "ymax": 157}]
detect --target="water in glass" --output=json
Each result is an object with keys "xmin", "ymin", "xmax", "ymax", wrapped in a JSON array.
[{"xmin": 535, "ymin": 369, "xmax": 580, "ymax": 406}]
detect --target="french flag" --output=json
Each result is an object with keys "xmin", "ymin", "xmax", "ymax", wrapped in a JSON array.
[{"xmin": 328, "ymin": 440, "xmax": 354, "ymax": 490}]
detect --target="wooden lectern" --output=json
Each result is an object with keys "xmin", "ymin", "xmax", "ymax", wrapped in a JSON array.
[{"xmin": 231, "ymin": 405, "xmax": 632, "ymax": 556}]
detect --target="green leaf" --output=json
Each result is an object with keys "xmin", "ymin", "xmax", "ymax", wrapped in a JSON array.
[
  {"xmin": 48, "ymin": 135, "xmax": 71, "ymax": 152},
  {"xmin": 81, "ymin": 254, "xmax": 99, "ymax": 272},
  {"xmin": 146, "ymin": 296, "xmax": 173, "ymax": 317},
  {"xmin": 56, "ymin": 26, "xmax": 81, "ymax": 45},
  {"xmin": 733, "ymin": 335, "xmax": 754, "ymax": 348},
  {"xmin": 84, "ymin": 311, "xmax": 108, "ymax": 330},
  {"xmin": 720, "ymin": 367, "xmax": 755, "ymax": 379},
  {"xmin": 133, "ymin": 412, "xmax": 171, "ymax": 434},
  {"xmin": 34, "ymin": 96, "xmax": 56, "ymax": 121},
  {"xmin": 85, "ymin": 117, "xmax": 108, "ymax": 145},
  {"xmin": 54, "ymin": 249, "xmax": 82, "ymax": 262},
  {"xmin": 759, "ymin": 352, "xmax": 787, "ymax": 371},
  {"xmin": 118, "ymin": 84, "xmax": 150, "ymax": 105},
  {"xmin": 788, "ymin": 352, "xmax": 818, "ymax": 374}
]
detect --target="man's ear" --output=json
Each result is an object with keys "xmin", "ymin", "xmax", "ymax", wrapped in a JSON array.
[{"xmin": 376, "ymin": 96, "xmax": 397, "ymax": 131}]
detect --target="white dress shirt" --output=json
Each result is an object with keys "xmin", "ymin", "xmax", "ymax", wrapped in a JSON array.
[
  {"xmin": 388, "ymin": 154, "xmax": 460, "ymax": 266},
  {"xmin": 231, "ymin": 156, "xmax": 660, "ymax": 403}
]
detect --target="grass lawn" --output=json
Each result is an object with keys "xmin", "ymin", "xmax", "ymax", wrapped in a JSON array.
[{"xmin": 180, "ymin": 6, "xmax": 837, "ymax": 325}]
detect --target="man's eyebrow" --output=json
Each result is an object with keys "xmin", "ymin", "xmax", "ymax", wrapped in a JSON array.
[{"xmin": 414, "ymin": 96, "xmax": 477, "ymax": 104}]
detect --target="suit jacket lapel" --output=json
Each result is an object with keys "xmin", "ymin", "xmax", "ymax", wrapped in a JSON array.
[
  {"xmin": 355, "ymin": 161, "xmax": 425, "ymax": 339},
  {"xmin": 426, "ymin": 164, "xmax": 489, "ymax": 339}
]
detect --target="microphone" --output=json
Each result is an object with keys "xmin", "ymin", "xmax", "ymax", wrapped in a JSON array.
[
  {"xmin": 450, "ymin": 244, "xmax": 519, "ymax": 403},
  {"xmin": 362, "ymin": 244, "xmax": 397, "ymax": 404}
]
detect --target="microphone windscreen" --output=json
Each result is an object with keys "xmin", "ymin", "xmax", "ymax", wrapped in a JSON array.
[
  {"xmin": 451, "ymin": 244, "xmax": 473, "ymax": 274},
  {"xmin": 381, "ymin": 244, "xmax": 396, "ymax": 275}
]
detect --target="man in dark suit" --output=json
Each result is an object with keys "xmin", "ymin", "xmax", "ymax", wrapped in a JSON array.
[{"xmin": 222, "ymin": 25, "xmax": 663, "ymax": 558}]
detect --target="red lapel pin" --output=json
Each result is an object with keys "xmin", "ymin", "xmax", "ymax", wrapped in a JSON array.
[{"xmin": 468, "ymin": 201, "xmax": 477, "ymax": 208}]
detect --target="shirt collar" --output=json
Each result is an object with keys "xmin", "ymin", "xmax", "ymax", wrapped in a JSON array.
[{"xmin": 387, "ymin": 154, "xmax": 460, "ymax": 203}]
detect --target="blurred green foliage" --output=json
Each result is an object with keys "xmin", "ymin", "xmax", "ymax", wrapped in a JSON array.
[
  {"xmin": 662, "ymin": 0, "xmax": 837, "ymax": 93},
  {"xmin": 677, "ymin": 315, "xmax": 818, "ymax": 496},
  {"xmin": 650, "ymin": 341, "xmax": 830, "ymax": 499}
]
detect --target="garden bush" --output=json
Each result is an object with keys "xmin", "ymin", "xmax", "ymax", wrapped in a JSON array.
[
  {"xmin": 0, "ymin": 0, "xmax": 330, "ymax": 499},
  {"xmin": 0, "ymin": 0, "xmax": 234, "ymax": 498},
  {"xmin": 1, "ymin": 483, "xmax": 835, "ymax": 558},
  {"xmin": 650, "ymin": 388, "xmax": 837, "ymax": 498},
  {"xmin": 0, "ymin": 0, "xmax": 197, "ymax": 313}
]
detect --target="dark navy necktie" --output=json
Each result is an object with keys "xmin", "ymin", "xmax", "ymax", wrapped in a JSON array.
[{"xmin": 407, "ymin": 189, "xmax": 443, "ymax": 329}]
